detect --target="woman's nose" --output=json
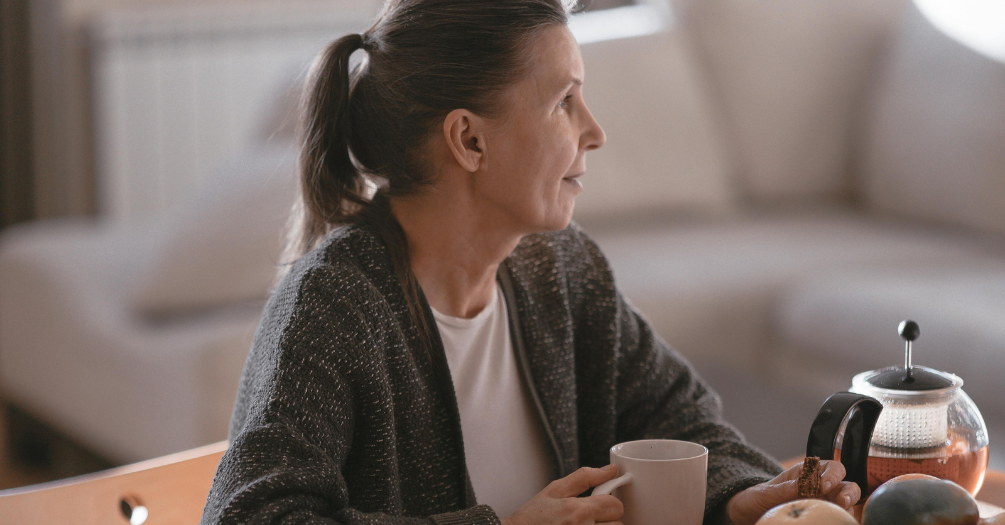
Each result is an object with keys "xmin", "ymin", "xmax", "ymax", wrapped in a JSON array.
[{"xmin": 581, "ymin": 105, "xmax": 606, "ymax": 152}]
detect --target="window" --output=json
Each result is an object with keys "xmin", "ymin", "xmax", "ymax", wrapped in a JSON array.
[
  {"xmin": 569, "ymin": 0, "xmax": 671, "ymax": 44},
  {"xmin": 582, "ymin": 0, "xmax": 637, "ymax": 11}
]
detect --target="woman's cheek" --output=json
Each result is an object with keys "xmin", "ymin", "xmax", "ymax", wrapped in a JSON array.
[{"xmin": 549, "ymin": 128, "xmax": 577, "ymax": 171}]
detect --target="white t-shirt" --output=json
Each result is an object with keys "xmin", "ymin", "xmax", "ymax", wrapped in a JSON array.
[{"xmin": 431, "ymin": 285, "xmax": 554, "ymax": 518}]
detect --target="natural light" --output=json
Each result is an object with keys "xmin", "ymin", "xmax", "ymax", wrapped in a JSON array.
[
  {"xmin": 568, "ymin": 2, "xmax": 672, "ymax": 45},
  {"xmin": 914, "ymin": 0, "xmax": 1005, "ymax": 63}
]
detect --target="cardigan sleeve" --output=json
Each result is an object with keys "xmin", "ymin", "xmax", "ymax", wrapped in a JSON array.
[
  {"xmin": 611, "ymin": 291, "xmax": 783, "ymax": 522},
  {"xmin": 200, "ymin": 264, "xmax": 499, "ymax": 525},
  {"xmin": 563, "ymin": 225, "xmax": 783, "ymax": 522}
]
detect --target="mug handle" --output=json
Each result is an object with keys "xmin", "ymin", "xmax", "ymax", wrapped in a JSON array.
[{"xmin": 593, "ymin": 471, "xmax": 634, "ymax": 496}]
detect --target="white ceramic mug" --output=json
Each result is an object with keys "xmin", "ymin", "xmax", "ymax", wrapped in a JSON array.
[{"xmin": 593, "ymin": 439, "xmax": 708, "ymax": 525}]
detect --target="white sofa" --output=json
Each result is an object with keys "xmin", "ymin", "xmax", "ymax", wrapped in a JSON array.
[
  {"xmin": 2, "ymin": 0, "xmax": 1005, "ymax": 466},
  {"xmin": 583, "ymin": 0, "xmax": 1005, "ymax": 463},
  {"xmin": 0, "ymin": 139, "xmax": 298, "ymax": 463}
]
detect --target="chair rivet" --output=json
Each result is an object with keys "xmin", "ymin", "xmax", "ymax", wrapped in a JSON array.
[{"xmin": 120, "ymin": 495, "xmax": 148, "ymax": 525}]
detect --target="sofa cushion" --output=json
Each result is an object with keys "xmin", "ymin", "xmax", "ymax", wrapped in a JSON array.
[
  {"xmin": 859, "ymin": 4, "xmax": 1005, "ymax": 235},
  {"xmin": 572, "ymin": 13, "xmax": 737, "ymax": 219},
  {"xmin": 587, "ymin": 209, "xmax": 1002, "ymax": 368},
  {"xmin": 0, "ymin": 220, "xmax": 259, "ymax": 461},
  {"xmin": 0, "ymin": 219, "xmax": 159, "ymax": 304},
  {"xmin": 680, "ymin": 0, "xmax": 907, "ymax": 201},
  {"xmin": 129, "ymin": 141, "xmax": 297, "ymax": 316},
  {"xmin": 776, "ymin": 262, "xmax": 1005, "ymax": 420}
]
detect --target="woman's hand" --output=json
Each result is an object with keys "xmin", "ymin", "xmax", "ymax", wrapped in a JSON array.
[
  {"xmin": 722, "ymin": 460, "xmax": 861, "ymax": 525},
  {"xmin": 502, "ymin": 465, "xmax": 625, "ymax": 525}
]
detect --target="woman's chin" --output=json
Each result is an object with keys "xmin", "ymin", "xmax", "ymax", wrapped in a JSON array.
[
  {"xmin": 550, "ymin": 178, "xmax": 582, "ymax": 225},
  {"xmin": 521, "ymin": 191, "xmax": 578, "ymax": 233},
  {"xmin": 542, "ymin": 201, "xmax": 576, "ymax": 231}
]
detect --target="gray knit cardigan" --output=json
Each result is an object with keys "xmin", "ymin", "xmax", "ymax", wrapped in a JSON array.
[{"xmin": 201, "ymin": 222, "xmax": 782, "ymax": 525}]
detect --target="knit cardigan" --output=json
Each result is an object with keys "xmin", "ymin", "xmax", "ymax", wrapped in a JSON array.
[{"xmin": 201, "ymin": 222, "xmax": 782, "ymax": 525}]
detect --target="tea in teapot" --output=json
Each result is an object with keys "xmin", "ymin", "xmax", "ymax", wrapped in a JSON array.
[{"xmin": 807, "ymin": 320, "xmax": 989, "ymax": 498}]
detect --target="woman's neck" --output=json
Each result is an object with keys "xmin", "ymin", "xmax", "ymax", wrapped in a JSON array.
[{"xmin": 390, "ymin": 191, "xmax": 522, "ymax": 319}]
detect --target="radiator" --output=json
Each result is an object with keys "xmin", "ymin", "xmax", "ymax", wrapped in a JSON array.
[{"xmin": 88, "ymin": 1, "xmax": 379, "ymax": 223}]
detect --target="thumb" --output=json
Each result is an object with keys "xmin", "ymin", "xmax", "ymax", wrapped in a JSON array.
[
  {"xmin": 751, "ymin": 480, "xmax": 799, "ymax": 513},
  {"xmin": 728, "ymin": 479, "xmax": 808, "ymax": 525}
]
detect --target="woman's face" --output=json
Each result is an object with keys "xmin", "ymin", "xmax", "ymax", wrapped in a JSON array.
[{"xmin": 475, "ymin": 24, "xmax": 606, "ymax": 233}]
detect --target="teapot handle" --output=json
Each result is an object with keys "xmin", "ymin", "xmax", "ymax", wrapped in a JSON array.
[{"xmin": 806, "ymin": 392, "xmax": 883, "ymax": 500}]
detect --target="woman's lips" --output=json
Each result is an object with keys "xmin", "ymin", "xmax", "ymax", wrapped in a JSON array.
[{"xmin": 563, "ymin": 173, "xmax": 584, "ymax": 190}]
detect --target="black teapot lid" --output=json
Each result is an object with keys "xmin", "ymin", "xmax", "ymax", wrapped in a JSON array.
[
  {"xmin": 864, "ymin": 366, "xmax": 955, "ymax": 391},
  {"xmin": 862, "ymin": 320, "xmax": 956, "ymax": 391}
]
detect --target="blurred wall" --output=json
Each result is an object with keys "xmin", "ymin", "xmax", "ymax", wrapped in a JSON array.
[{"xmin": 0, "ymin": 0, "xmax": 35, "ymax": 229}]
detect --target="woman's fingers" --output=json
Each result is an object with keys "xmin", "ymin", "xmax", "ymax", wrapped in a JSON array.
[
  {"xmin": 824, "ymin": 481, "xmax": 861, "ymax": 510},
  {"xmin": 724, "ymin": 479, "xmax": 798, "ymax": 525},
  {"xmin": 726, "ymin": 463, "xmax": 860, "ymax": 525},
  {"xmin": 772, "ymin": 459, "xmax": 847, "ymax": 493},
  {"xmin": 819, "ymin": 460, "xmax": 847, "ymax": 495},
  {"xmin": 760, "ymin": 479, "xmax": 799, "ymax": 505},
  {"xmin": 505, "ymin": 467, "xmax": 626, "ymax": 525},
  {"xmin": 546, "ymin": 465, "xmax": 619, "ymax": 498},
  {"xmin": 745, "ymin": 479, "xmax": 800, "ymax": 516},
  {"xmin": 587, "ymin": 494, "xmax": 626, "ymax": 522}
]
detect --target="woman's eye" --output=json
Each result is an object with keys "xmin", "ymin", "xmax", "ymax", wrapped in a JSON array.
[{"xmin": 559, "ymin": 95, "xmax": 573, "ymax": 109}]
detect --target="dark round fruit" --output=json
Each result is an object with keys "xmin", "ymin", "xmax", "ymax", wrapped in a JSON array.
[{"xmin": 862, "ymin": 478, "xmax": 979, "ymax": 525}]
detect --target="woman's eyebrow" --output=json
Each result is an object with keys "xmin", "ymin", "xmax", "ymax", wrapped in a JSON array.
[
  {"xmin": 553, "ymin": 77, "xmax": 583, "ymax": 98},
  {"xmin": 562, "ymin": 78, "xmax": 583, "ymax": 90}
]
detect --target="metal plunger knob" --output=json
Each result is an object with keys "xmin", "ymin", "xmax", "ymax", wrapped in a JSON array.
[{"xmin": 899, "ymin": 320, "xmax": 920, "ymax": 378}]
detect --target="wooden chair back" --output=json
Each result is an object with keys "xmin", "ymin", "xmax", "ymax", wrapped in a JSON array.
[{"xmin": 0, "ymin": 440, "xmax": 227, "ymax": 524}]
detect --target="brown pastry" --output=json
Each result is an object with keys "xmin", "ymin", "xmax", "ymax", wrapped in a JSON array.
[{"xmin": 798, "ymin": 456, "xmax": 823, "ymax": 499}]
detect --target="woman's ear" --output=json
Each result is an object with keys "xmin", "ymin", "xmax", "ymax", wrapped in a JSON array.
[{"xmin": 443, "ymin": 109, "xmax": 485, "ymax": 173}]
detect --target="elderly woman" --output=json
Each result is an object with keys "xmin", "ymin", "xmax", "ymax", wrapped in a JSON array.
[{"xmin": 201, "ymin": 1, "xmax": 861, "ymax": 524}]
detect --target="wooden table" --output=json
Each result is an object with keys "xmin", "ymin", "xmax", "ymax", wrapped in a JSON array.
[{"xmin": 978, "ymin": 470, "xmax": 1005, "ymax": 512}]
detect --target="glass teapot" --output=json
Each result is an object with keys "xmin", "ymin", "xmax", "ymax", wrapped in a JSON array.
[{"xmin": 806, "ymin": 320, "xmax": 990, "ymax": 499}]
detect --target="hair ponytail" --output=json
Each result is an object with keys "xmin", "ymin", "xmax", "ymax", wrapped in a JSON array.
[{"xmin": 290, "ymin": 33, "xmax": 367, "ymax": 260}]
